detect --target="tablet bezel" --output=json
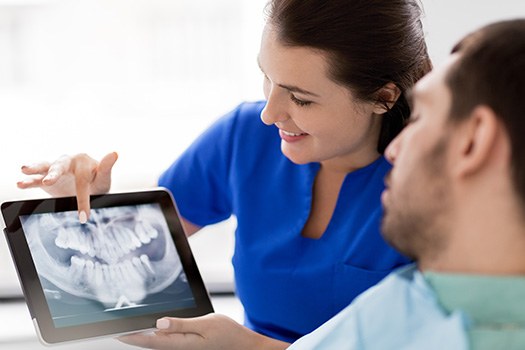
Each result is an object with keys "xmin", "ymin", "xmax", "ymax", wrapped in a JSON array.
[{"xmin": 1, "ymin": 188, "xmax": 214, "ymax": 345}]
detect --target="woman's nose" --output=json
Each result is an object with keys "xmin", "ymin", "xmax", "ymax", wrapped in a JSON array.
[{"xmin": 260, "ymin": 90, "xmax": 290, "ymax": 125}]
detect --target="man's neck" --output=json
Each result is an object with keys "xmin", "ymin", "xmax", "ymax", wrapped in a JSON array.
[{"xmin": 419, "ymin": 198, "xmax": 525, "ymax": 275}]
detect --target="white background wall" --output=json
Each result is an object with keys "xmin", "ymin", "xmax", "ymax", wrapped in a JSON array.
[
  {"xmin": 422, "ymin": 1, "xmax": 525, "ymax": 65},
  {"xmin": 0, "ymin": 0, "xmax": 524, "ymax": 296},
  {"xmin": 0, "ymin": 0, "xmax": 268, "ymax": 198}
]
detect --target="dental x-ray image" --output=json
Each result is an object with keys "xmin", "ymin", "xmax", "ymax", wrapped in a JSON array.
[{"xmin": 19, "ymin": 203, "xmax": 195, "ymax": 328}]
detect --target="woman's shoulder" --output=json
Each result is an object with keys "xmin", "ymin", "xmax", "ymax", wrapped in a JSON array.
[
  {"xmin": 207, "ymin": 100, "xmax": 267, "ymax": 135},
  {"xmin": 226, "ymin": 100, "xmax": 267, "ymax": 130},
  {"xmin": 219, "ymin": 100, "xmax": 266, "ymax": 123},
  {"xmin": 220, "ymin": 100, "xmax": 279, "ymax": 145},
  {"xmin": 191, "ymin": 100, "xmax": 270, "ymax": 146},
  {"xmin": 235, "ymin": 100, "xmax": 266, "ymax": 116}
]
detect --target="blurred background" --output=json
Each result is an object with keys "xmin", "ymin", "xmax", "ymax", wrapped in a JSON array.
[{"xmin": 0, "ymin": 0, "xmax": 524, "ymax": 298}]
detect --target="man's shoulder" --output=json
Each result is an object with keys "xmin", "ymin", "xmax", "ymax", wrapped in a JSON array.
[
  {"xmin": 289, "ymin": 265, "xmax": 468, "ymax": 349},
  {"xmin": 348, "ymin": 264, "xmax": 469, "ymax": 349},
  {"xmin": 351, "ymin": 264, "xmax": 427, "ymax": 308}
]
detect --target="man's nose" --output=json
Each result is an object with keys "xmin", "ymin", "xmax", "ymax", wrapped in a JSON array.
[{"xmin": 385, "ymin": 133, "xmax": 402, "ymax": 164}]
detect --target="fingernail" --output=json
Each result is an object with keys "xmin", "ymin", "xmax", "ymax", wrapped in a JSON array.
[
  {"xmin": 156, "ymin": 318, "xmax": 169, "ymax": 329},
  {"xmin": 42, "ymin": 175, "xmax": 55, "ymax": 184},
  {"xmin": 79, "ymin": 211, "xmax": 87, "ymax": 224}
]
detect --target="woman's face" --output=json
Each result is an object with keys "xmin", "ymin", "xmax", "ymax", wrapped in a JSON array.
[{"xmin": 258, "ymin": 25, "xmax": 383, "ymax": 171}]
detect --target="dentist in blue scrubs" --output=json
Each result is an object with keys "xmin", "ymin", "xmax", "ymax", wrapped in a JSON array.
[{"xmin": 18, "ymin": 0, "xmax": 432, "ymax": 343}]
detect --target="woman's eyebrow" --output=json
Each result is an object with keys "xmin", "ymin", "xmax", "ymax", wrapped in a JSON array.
[
  {"xmin": 277, "ymin": 83, "xmax": 320, "ymax": 97},
  {"xmin": 257, "ymin": 57, "xmax": 320, "ymax": 97}
]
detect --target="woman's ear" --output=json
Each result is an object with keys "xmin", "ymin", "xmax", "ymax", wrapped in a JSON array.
[
  {"xmin": 373, "ymin": 82, "xmax": 401, "ymax": 114},
  {"xmin": 452, "ymin": 105, "xmax": 502, "ymax": 178}
]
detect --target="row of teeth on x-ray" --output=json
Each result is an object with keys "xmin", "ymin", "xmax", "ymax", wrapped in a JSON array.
[
  {"xmin": 69, "ymin": 254, "xmax": 155, "ymax": 288},
  {"xmin": 54, "ymin": 221, "xmax": 159, "ymax": 265}
]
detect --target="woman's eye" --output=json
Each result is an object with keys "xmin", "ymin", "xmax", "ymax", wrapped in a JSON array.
[{"xmin": 290, "ymin": 94, "xmax": 312, "ymax": 107}]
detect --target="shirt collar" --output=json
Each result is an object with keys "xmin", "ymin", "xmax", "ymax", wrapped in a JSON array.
[{"xmin": 424, "ymin": 271, "xmax": 525, "ymax": 328}]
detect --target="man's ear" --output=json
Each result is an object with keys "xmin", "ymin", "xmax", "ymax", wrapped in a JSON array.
[
  {"xmin": 372, "ymin": 83, "xmax": 401, "ymax": 115},
  {"xmin": 452, "ymin": 105, "xmax": 502, "ymax": 177}
]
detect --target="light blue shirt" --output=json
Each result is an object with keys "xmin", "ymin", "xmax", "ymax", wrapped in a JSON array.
[{"xmin": 288, "ymin": 265, "xmax": 468, "ymax": 349}]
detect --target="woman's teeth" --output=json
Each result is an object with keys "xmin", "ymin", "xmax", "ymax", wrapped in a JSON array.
[{"xmin": 282, "ymin": 130, "xmax": 306, "ymax": 136}]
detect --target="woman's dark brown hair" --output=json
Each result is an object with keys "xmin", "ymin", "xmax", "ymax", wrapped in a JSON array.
[{"xmin": 266, "ymin": 0, "xmax": 432, "ymax": 153}]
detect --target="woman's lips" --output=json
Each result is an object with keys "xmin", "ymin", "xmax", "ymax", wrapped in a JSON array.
[{"xmin": 279, "ymin": 129, "xmax": 308, "ymax": 143}]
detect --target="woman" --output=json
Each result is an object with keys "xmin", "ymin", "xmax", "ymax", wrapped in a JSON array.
[{"xmin": 18, "ymin": 0, "xmax": 431, "ymax": 343}]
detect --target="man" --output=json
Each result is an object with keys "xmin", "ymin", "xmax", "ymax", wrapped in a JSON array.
[{"xmin": 119, "ymin": 19, "xmax": 525, "ymax": 350}]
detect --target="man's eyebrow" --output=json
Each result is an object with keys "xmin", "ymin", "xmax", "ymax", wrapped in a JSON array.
[{"xmin": 256, "ymin": 56, "xmax": 321, "ymax": 98}]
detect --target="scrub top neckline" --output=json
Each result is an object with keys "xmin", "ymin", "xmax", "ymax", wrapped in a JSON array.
[{"xmin": 299, "ymin": 155, "xmax": 388, "ymax": 242}]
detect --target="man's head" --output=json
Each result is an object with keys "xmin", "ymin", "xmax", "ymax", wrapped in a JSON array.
[
  {"xmin": 446, "ymin": 19, "xmax": 525, "ymax": 209},
  {"xmin": 381, "ymin": 19, "xmax": 525, "ymax": 272}
]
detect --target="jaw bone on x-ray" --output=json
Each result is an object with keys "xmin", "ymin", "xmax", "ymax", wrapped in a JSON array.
[{"xmin": 21, "ymin": 204, "xmax": 182, "ymax": 309}]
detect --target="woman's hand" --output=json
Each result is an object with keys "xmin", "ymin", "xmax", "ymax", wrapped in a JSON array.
[
  {"xmin": 17, "ymin": 152, "xmax": 118, "ymax": 223},
  {"xmin": 118, "ymin": 314, "xmax": 290, "ymax": 350}
]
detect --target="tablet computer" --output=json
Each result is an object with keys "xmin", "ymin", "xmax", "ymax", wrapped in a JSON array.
[{"xmin": 1, "ymin": 188, "xmax": 214, "ymax": 345}]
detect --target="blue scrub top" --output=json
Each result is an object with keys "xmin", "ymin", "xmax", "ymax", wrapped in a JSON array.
[{"xmin": 159, "ymin": 101, "xmax": 410, "ymax": 343}]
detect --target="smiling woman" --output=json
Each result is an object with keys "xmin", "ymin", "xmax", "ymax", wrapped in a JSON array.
[
  {"xmin": 258, "ymin": 28, "xmax": 386, "ymax": 168},
  {"xmin": 4, "ymin": 0, "xmax": 525, "ymax": 348},
  {"xmin": 16, "ymin": 0, "xmax": 432, "ymax": 344}
]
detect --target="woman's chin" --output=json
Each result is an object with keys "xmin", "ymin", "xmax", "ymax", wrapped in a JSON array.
[{"xmin": 280, "ymin": 146, "xmax": 315, "ymax": 165}]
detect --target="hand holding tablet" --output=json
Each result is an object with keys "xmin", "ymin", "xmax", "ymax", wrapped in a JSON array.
[{"xmin": 1, "ymin": 188, "xmax": 213, "ymax": 345}]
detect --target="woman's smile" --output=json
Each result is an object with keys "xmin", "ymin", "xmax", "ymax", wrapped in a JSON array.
[{"xmin": 279, "ymin": 129, "xmax": 308, "ymax": 142}]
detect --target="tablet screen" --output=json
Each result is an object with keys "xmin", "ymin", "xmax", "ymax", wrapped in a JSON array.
[
  {"xmin": 2, "ymin": 189, "xmax": 213, "ymax": 344},
  {"xmin": 20, "ymin": 202, "xmax": 194, "ymax": 328}
]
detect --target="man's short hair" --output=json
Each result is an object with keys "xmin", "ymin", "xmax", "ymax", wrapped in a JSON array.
[{"xmin": 445, "ymin": 19, "xmax": 525, "ymax": 208}]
